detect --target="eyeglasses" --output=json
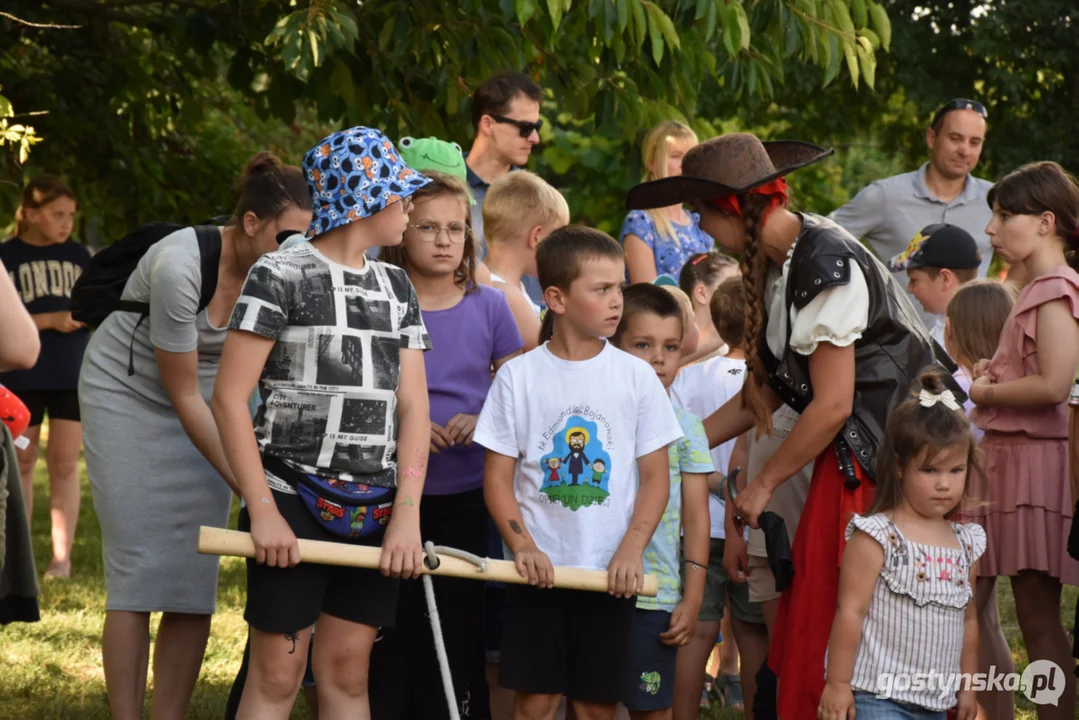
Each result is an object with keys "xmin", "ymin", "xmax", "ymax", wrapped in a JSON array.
[
  {"xmin": 407, "ymin": 222, "xmax": 471, "ymax": 244},
  {"xmin": 489, "ymin": 114, "xmax": 544, "ymax": 138},
  {"xmin": 931, "ymin": 99, "xmax": 987, "ymax": 129}
]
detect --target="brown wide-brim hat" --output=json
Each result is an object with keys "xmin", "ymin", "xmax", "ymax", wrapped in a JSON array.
[{"xmin": 625, "ymin": 132, "xmax": 834, "ymax": 210}]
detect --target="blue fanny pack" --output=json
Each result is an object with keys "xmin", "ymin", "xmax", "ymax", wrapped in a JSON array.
[{"xmin": 264, "ymin": 456, "xmax": 394, "ymax": 540}]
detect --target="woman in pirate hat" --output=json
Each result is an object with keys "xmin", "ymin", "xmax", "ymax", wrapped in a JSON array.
[{"xmin": 627, "ymin": 132, "xmax": 960, "ymax": 717}]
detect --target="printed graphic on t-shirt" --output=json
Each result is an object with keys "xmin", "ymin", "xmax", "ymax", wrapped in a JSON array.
[
  {"xmin": 8, "ymin": 260, "xmax": 83, "ymax": 303},
  {"xmin": 231, "ymin": 244, "xmax": 429, "ymax": 487},
  {"xmin": 539, "ymin": 413, "xmax": 613, "ymax": 511}
]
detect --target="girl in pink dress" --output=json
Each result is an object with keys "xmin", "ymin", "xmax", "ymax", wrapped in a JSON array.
[{"xmin": 968, "ymin": 161, "xmax": 1079, "ymax": 719}]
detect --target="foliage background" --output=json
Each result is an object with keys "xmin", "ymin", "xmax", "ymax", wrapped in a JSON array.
[{"xmin": 0, "ymin": 0, "xmax": 1074, "ymax": 246}]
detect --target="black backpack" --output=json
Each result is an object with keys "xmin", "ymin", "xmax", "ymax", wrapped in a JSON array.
[{"xmin": 71, "ymin": 221, "xmax": 224, "ymax": 375}]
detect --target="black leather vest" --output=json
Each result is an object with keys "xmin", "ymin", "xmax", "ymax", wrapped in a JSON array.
[{"xmin": 758, "ymin": 214, "xmax": 963, "ymax": 480}]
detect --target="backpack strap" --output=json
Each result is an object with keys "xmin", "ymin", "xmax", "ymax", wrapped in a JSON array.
[
  {"xmin": 126, "ymin": 225, "xmax": 221, "ymax": 377},
  {"xmin": 194, "ymin": 225, "xmax": 223, "ymax": 312}
]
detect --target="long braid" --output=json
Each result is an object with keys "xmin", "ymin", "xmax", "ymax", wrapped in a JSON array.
[{"xmin": 738, "ymin": 194, "xmax": 774, "ymax": 437}]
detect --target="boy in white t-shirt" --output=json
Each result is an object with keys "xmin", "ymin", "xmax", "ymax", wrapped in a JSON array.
[{"xmin": 474, "ymin": 226, "xmax": 683, "ymax": 719}]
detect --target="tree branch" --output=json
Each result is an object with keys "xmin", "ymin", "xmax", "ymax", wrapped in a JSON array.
[
  {"xmin": 39, "ymin": 0, "xmax": 231, "ymax": 24},
  {"xmin": 0, "ymin": 10, "xmax": 81, "ymax": 28}
]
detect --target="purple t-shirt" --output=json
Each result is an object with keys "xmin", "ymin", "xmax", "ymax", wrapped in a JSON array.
[{"xmin": 425, "ymin": 285, "xmax": 524, "ymax": 494}]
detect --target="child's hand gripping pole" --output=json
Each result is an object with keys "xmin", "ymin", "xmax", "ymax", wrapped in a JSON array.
[{"xmin": 197, "ymin": 527, "xmax": 660, "ymax": 597}]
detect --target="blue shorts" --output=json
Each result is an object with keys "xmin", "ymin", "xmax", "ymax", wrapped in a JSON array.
[
  {"xmin": 623, "ymin": 609, "xmax": 677, "ymax": 712},
  {"xmin": 853, "ymin": 692, "xmax": 947, "ymax": 719}
]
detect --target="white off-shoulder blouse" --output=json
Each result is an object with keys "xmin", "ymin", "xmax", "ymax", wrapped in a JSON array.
[{"xmin": 764, "ymin": 242, "xmax": 871, "ymax": 359}]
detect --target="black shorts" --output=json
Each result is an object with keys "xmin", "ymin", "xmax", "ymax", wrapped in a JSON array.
[
  {"xmin": 499, "ymin": 585, "xmax": 635, "ymax": 704},
  {"xmin": 623, "ymin": 609, "xmax": 677, "ymax": 711},
  {"xmin": 368, "ymin": 488, "xmax": 491, "ymax": 720},
  {"xmin": 19, "ymin": 389, "xmax": 80, "ymax": 426},
  {"xmin": 241, "ymin": 489, "xmax": 399, "ymax": 634}
]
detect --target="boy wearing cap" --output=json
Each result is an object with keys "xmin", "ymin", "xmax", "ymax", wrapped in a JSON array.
[
  {"xmin": 888, "ymin": 223, "xmax": 982, "ymax": 348},
  {"xmin": 212, "ymin": 127, "xmax": 432, "ymax": 719}
]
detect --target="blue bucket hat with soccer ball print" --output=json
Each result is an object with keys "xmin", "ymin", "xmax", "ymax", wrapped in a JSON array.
[{"xmin": 303, "ymin": 126, "xmax": 431, "ymax": 238}]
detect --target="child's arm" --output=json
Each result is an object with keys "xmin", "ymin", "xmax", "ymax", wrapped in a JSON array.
[
  {"xmin": 211, "ymin": 330, "xmax": 293, "ymax": 563},
  {"xmin": 0, "ymin": 259, "xmax": 39, "ymax": 371},
  {"xmin": 722, "ymin": 484, "xmax": 749, "ymax": 582},
  {"xmin": 969, "ymin": 299, "xmax": 1079, "ymax": 408},
  {"xmin": 709, "ymin": 430, "xmax": 749, "ymax": 495},
  {"xmin": 819, "ymin": 530, "xmax": 884, "ymax": 718},
  {"xmin": 484, "ymin": 450, "xmax": 554, "ymax": 587},
  {"xmin": 498, "ymin": 285, "xmax": 542, "ymax": 352},
  {"xmin": 624, "ymin": 234, "xmax": 659, "ymax": 283},
  {"xmin": 381, "ymin": 347, "xmax": 428, "ymax": 580},
  {"xmin": 661, "ymin": 469, "xmax": 710, "ymax": 646},
  {"xmin": 738, "ymin": 342, "xmax": 855, "ymax": 527},
  {"xmin": 956, "ymin": 564, "xmax": 980, "ymax": 720},
  {"xmin": 609, "ymin": 445, "xmax": 670, "ymax": 598}
]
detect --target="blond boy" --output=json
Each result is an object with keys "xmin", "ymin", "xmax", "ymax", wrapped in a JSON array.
[{"xmin": 481, "ymin": 171, "xmax": 570, "ymax": 350}]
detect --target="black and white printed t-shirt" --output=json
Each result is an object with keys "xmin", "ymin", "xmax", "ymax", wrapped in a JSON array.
[{"xmin": 229, "ymin": 242, "xmax": 430, "ymax": 490}]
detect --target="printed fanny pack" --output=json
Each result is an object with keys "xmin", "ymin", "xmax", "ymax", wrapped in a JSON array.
[{"xmin": 263, "ymin": 456, "xmax": 394, "ymax": 540}]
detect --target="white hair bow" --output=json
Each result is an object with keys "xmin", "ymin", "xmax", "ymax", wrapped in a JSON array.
[{"xmin": 919, "ymin": 389, "xmax": 961, "ymax": 411}]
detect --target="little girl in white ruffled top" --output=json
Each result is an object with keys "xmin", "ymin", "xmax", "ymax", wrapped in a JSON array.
[{"xmin": 819, "ymin": 369, "xmax": 986, "ymax": 720}]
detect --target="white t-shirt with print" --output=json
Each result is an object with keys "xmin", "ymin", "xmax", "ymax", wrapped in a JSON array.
[
  {"xmin": 230, "ymin": 243, "xmax": 430, "ymax": 490},
  {"xmin": 474, "ymin": 342, "xmax": 684, "ymax": 571},
  {"xmin": 670, "ymin": 355, "xmax": 747, "ymax": 539}
]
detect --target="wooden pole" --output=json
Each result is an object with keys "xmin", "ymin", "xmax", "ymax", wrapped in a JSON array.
[{"xmin": 198, "ymin": 527, "xmax": 659, "ymax": 598}]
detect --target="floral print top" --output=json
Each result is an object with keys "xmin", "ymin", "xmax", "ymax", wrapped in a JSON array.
[{"xmin": 619, "ymin": 209, "xmax": 714, "ymax": 280}]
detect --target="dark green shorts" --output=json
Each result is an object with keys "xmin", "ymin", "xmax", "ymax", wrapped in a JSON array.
[{"xmin": 682, "ymin": 537, "xmax": 765, "ymax": 625}]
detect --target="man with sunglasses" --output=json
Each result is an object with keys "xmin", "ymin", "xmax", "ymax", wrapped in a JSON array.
[
  {"xmin": 830, "ymin": 98, "xmax": 1017, "ymax": 327},
  {"xmin": 464, "ymin": 71, "xmax": 545, "ymax": 304}
]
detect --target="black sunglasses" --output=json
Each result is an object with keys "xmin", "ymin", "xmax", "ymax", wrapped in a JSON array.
[
  {"xmin": 931, "ymin": 99, "xmax": 987, "ymax": 129},
  {"xmin": 490, "ymin": 114, "xmax": 543, "ymax": 138}
]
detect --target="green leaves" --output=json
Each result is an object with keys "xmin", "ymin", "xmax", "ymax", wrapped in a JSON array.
[
  {"xmin": 867, "ymin": 1, "xmax": 891, "ymax": 50},
  {"xmin": 0, "ymin": 88, "xmax": 42, "ymax": 164},
  {"xmin": 264, "ymin": 3, "xmax": 359, "ymax": 82},
  {"xmin": 807, "ymin": 0, "xmax": 889, "ymax": 90}
]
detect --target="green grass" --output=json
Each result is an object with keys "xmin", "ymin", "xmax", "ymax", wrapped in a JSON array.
[
  {"xmin": 0, "ymin": 445, "xmax": 310, "ymax": 719},
  {"xmin": 1, "ymin": 437, "xmax": 1075, "ymax": 718}
]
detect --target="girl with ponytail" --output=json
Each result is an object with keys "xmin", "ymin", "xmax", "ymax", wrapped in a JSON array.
[{"xmin": 627, "ymin": 132, "xmax": 957, "ymax": 719}]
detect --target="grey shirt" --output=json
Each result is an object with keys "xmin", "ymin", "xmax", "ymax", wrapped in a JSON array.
[
  {"xmin": 81, "ymin": 227, "xmax": 227, "ymax": 405},
  {"xmin": 829, "ymin": 162, "xmax": 994, "ymax": 327}
]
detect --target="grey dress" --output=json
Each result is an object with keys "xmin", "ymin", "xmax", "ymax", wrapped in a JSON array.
[{"xmin": 80, "ymin": 228, "xmax": 233, "ymax": 614}]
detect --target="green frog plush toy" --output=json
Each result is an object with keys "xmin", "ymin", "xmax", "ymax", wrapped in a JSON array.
[{"xmin": 397, "ymin": 137, "xmax": 475, "ymax": 205}]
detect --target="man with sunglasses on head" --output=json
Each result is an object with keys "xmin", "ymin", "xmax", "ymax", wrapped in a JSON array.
[
  {"xmin": 464, "ymin": 71, "xmax": 545, "ymax": 302},
  {"xmin": 831, "ymin": 98, "xmax": 1023, "ymax": 327}
]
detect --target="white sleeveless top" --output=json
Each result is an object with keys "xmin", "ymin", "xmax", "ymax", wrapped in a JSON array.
[
  {"xmin": 835, "ymin": 513, "xmax": 986, "ymax": 711},
  {"xmin": 489, "ymin": 270, "xmax": 542, "ymax": 317}
]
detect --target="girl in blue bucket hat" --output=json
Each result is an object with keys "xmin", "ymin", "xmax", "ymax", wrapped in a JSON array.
[{"xmin": 212, "ymin": 126, "xmax": 434, "ymax": 718}]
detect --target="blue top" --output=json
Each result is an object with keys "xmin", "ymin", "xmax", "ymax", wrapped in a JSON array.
[
  {"xmin": 0, "ymin": 237, "xmax": 91, "ymax": 391},
  {"xmin": 619, "ymin": 210, "xmax": 714, "ymax": 280}
]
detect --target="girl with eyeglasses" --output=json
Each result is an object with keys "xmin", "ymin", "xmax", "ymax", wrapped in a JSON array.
[{"xmin": 373, "ymin": 171, "xmax": 525, "ymax": 719}]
